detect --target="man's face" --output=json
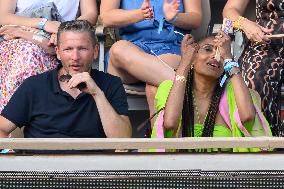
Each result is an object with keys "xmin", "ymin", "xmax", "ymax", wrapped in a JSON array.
[{"xmin": 56, "ymin": 31, "xmax": 98, "ymax": 75}]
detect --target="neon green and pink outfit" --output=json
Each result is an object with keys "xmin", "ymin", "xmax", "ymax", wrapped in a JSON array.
[{"xmin": 151, "ymin": 80, "xmax": 272, "ymax": 152}]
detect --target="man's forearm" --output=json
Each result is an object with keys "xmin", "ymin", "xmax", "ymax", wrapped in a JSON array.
[
  {"xmin": 0, "ymin": 130, "xmax": 9, "ymax": 138},
  {"xmin": 0, "ymin": 116, "xmax": 16, "ymax": 138},
  {"xmin": 92, "ymin": 90, "xmax": 132, "ymax": 138}
]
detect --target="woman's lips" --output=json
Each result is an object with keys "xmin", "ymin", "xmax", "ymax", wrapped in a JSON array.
[{"xmin": 207, "ymin": 59, "xmax": 221, "ymax": 68}]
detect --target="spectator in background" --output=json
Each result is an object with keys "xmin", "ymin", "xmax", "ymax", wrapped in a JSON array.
[
  {"xmin": 0, "ymin": 0, "xmax": 98, "ymax": 112},
  {"xmin": 0, "ymin": 20, "xmax": 131, "ymax": 139},
  {"xmin": 100, "ymin": 0, "xmax": 202, "ymax": 125},
  {"xmin": 223, "ymin": 0, "xmax": 283, "ymax": 136}
]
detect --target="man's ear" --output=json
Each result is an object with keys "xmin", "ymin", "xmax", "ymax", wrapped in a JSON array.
[
  {"xmin": 55, "ymin": 46, "xmax": 61, "ymax": 60},
  {"xmin": 93, "ymin": 44, "xmax": 99, "ymax": 60}
]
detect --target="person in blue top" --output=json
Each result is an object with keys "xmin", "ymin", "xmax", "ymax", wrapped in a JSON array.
[{"xmin": 100, "ymin": 0, "xmax": 202, "ymax": 121}]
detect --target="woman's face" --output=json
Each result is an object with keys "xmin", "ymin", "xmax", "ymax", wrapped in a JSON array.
[{"xmin": 193, "ymin": 37, "xmax": 224, "ymax": 79}]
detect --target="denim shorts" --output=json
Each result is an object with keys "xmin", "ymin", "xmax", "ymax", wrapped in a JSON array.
[{"xmin": 104, "ymin": 40, "xmax": 181, "ymax": 72}]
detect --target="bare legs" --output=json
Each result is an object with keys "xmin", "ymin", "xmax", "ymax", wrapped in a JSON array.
[
  {"xmin": 108, "ymin": 40, "xmax": 180, "ymax": 85},
  {"xmin": 145, "ymin": 84, "xmax": 157, "ymax": 127},
  {"xmin": 107, "ymin": 40, "xmax": 180, "ymax": 127}
]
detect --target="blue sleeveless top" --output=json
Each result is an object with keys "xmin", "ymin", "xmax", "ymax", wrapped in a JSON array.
[{"xmin": 120, "ymin": 0, "xmax": 188, "ymax": 43}]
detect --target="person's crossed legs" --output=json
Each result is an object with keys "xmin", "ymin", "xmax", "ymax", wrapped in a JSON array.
[{"xmin": 108, "ymin": 40, "xmax": 180, "ymax": 127}]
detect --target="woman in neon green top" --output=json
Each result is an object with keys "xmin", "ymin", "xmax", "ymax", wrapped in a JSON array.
[{"xmin": 151, "ymin": 32, "xmax": 272, "ymax": 152}]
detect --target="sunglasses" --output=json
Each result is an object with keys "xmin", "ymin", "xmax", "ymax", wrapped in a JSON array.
[{"xmin": 59, "ymin": 74, "xmax": 86, "ymax": 90}]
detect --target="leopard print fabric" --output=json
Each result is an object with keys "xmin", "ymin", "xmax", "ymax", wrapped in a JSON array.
[{"xmin": 239, "ymin": 0, "xmax": 284, "ymax": 136}]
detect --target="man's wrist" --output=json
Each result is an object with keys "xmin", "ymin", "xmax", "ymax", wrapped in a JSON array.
[
  {"xmin": 92, "ymin": 88, "xmax": 104, "ymax": 98},
  {"xmin": 89, "ymin": 88, "xmax": 97, "ymax": 96}
]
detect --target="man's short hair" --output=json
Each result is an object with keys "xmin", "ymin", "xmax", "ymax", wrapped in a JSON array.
[{"xmin": 57, "ymin": 20, "xmax": 97, "ymax": 46}]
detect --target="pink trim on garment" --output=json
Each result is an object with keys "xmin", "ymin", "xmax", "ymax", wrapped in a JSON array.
[
  {"xmin": 219, "ymin": 90, "xmax": 232, "ymax": 130},
  {"xmin": 155, "ymin": 111, "xmax": 166, "ymax": 152}
]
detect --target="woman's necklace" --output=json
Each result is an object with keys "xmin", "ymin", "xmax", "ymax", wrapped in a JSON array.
[{"xmin": 192, "ymin": 91, "xmax": 208, "ymax": 125}]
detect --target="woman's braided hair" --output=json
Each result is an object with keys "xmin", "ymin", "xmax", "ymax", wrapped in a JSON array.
[{"xmin": 182, "ymin": 68, "xmax": 225, "ymax": 137}]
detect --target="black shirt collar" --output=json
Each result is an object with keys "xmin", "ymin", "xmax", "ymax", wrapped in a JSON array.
[{"xmin": 50, "ymin": 64, "xmax": 63, "ymax": 94}]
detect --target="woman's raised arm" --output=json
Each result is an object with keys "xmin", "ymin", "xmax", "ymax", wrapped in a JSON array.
[{"xmin": 100, "ymin": 0, "xmax": 153, "ymax": 28}]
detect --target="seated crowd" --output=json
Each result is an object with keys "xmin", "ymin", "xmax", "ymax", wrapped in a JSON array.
[{"xmin": 0, "ymin": 0, "xmax": 282, "ymax": 152}]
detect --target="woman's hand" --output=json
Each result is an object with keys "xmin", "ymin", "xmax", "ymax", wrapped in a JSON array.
[
  {"xmin": 140, "ymin": 0, "xmax": 153, "ymax": 20},
  {"xmin": 180, "ymin": 34, "xmax": 199, "ymax": 70},
  {"xmin": 0, "ymin": 25, "xmax": 27, "ymax": 40},
  {"xmin": 43, "ymin": 20, "xmax": 61, "ymax": 34},
  {"xmin": 214, "ymin": 30, "xmax": 232, "ymax": 60},
  {"xmin": 48, "ymin": 33, "xmax": 57, "ymax": 46},
  {"xmin": 0, "ymin": 25, "xmax": 56, "ymax": 55},
  {"xmin": 163, "ymin": 0, "xmax": 180, "ymax": 22},
  {"xmin": 241, "ymin": 19, "xmax": 273, "ymax": 43}
]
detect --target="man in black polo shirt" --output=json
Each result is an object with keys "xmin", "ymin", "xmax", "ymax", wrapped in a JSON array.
[{"xmin": 0, "ymin": 20, "xmax": 132, "ymax": 138}]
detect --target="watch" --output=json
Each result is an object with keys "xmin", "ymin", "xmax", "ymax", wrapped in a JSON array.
[
  {"xmin": 38, "ymin": 18, "xmax": 48, "ymax": 30},
  {"xmin": 226, "ymin": 67, "xmax": 241, "ymax": 78}
]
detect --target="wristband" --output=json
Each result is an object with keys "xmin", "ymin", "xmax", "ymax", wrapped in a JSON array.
[
  {"xmin": 38, "ymin": 18, "xmax": 48, "ymax": 30},
  {"xmin": 224, "ymin": 59, "xmax": 233, "ymax": 66},
  {"xmin": 37, "ymin": 30, "xmax": 51, "ymax": 39},
  {"xmin": 220, "ymin": 60, "xmax": 239, "ymax": 87},
  {"xmin": 32, "ymin": 35, "xmax": 44, "ymax": 43}
]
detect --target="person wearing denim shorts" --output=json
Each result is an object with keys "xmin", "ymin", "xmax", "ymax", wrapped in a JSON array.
[{"xmin": 101, "ymin": 0, "xmax": 202, "ymax": 122}]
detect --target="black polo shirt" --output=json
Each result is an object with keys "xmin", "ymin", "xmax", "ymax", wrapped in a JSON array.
[{"xmin": 1, "ymin": 67, "xmax": 128, "ymax": 138}]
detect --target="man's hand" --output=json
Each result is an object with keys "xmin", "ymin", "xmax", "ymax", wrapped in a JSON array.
[
  {"xmin": 163, "ymin": 0, "xmax": 180, "ymax": 23},
  {"xmin": 180, "ymin": 34, "xmax": 199, "ymax": 70},
  {"xmin": 67, "ymin": 72, "xmax": 98, "ymax": 95},
  {"xmin": 140, "ymin": 0, "xmax": 153, "ymax": 20}
]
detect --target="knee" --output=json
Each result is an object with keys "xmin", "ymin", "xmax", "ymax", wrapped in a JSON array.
[{"xmin": 109, "ymin": 40, "xmax": 131, "ymax": 68}]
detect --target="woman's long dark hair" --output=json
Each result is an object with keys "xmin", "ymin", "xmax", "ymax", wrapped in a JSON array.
[{"xmin": 181, "ymin": 69, "xmax": 225, "ymax": 137}]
